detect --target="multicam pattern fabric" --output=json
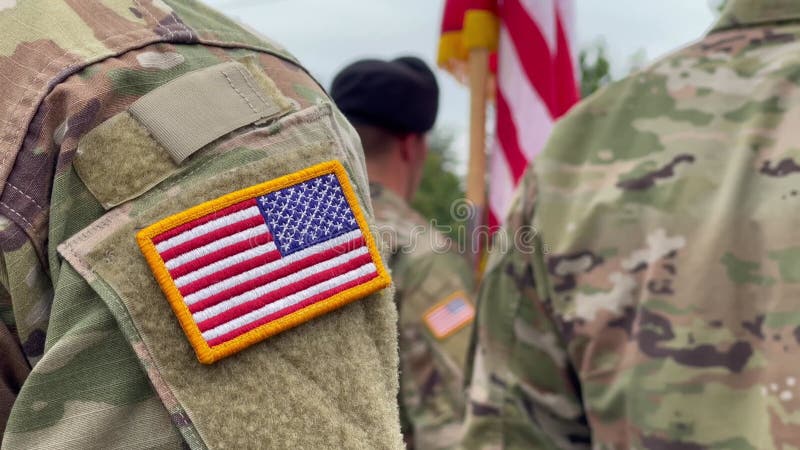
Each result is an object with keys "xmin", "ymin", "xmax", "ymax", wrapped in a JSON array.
[
  {"xmin": 371, "ymin": 183, "xmax": 475, "ymax": 450},
  {"xmin": 461, "ymin": 1, "xmax": 800, "ymax": 448},
  {"xmin": 0, "ymin": 1, "xmax": 400, "ymax": 448}
]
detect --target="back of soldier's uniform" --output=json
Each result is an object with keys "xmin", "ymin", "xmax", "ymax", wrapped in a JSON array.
[
  {"xmin": 0, "ymin": 2, "xmax": 402, "ymax": 448},
  {"xmin": 462, "ymin": 2, "xmax": 800, "ymax": 449},
  {"xmin": 370, "ymin": 184, "xmax": 475, "ymax": 449}
]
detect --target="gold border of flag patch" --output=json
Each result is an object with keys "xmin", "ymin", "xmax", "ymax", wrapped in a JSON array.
[{"xmin": 137, "ymin": 160, "xmax": 392, "ymax": 364}]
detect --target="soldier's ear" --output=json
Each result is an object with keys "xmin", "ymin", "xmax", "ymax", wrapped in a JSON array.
[
  {"xmin": 397, "ymin": 133, "xmax": 416, "ymax": 163},
  {"xmin": 398, "ymin": 133, "xmax": 428, "ymax": 162},
  {"xmin": 410, "ymin": 133, "xmax": 428, "ymax": 163}
]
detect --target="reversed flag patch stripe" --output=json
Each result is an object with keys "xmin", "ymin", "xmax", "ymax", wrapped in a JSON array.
[{"xmin": 137, "ymin": 161, "xmax": 391, "ymax": 364}]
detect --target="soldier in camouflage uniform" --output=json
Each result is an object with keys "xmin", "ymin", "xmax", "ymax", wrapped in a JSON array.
[
  {"xmin": 462, "ymin": 1, "xmax": 800, "ymax": 448},
  {"xmin": 0, "ymin": 1, "xmax": 403, "ymax": 448},
  {"xmin": 332, "ymin": 57, "xmax": 476, "ymax": 449}
]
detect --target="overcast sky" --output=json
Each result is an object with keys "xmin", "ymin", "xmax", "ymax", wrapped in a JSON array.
[{"xmin": 204, "ymin": 0, "xmax": 717, "ymax": 171}]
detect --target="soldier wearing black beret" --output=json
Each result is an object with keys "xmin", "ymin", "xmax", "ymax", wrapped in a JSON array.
[
  {"xmin": 332, "ymin": 57, "xmax": 476, "ymax": 450},
  {"xmin": 332, "ymin": 56, "xmax": 440, "ymax": 200}
]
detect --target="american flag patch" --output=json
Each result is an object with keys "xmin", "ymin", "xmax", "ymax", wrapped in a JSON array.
[
  {"xmin": 423, "ymin": 292, "xmax": 475, "ymax": 340},
  {"xmin": 137, "ymin": 161, "xmax": 391, "ymax": 364}
]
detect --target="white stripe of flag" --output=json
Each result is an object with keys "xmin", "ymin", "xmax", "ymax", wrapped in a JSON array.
[{"xmin": 151, "ymin": 176, "xmax": 378, "ymax": 348}]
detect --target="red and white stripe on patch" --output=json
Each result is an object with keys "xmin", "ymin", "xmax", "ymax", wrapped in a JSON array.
[
  {"xmin": 137, "ymin": 161, "xmax": 391, "ymax": 364},
  {"xmin": 423, "ymin": 291, "xmax": 475, "ymax": 339}
]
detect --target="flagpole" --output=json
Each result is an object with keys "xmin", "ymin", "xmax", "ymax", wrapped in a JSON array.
[{"xmin": 466, "ymin": 47, "xmax": 489, "ymax": 265}]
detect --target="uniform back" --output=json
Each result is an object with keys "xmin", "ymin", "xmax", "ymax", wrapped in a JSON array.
[{"xmin": 463, "ymin": 2, "xmax": 800, "ymax": 448}]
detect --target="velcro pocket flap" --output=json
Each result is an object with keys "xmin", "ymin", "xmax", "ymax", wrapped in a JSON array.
[
  {"xmin": 74, "ymin": 59, "xmax": 294, "ymax": 209},
  {"xmin": 58, "ymin": 104, "xmax": 402, "ymax": 449}
]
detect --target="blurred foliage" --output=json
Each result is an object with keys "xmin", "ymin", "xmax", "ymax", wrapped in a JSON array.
[
  {"xmin": 580, "ymin": 41, "xmax": 651, "ymax": 97},
  {"xmin": 627, "ymin": 48, "xmax": 648, "ymax": 73},
  {"xmin": 579, "ymin": 40, "xmax": 612, "ymax": 98},
  {"xmin": 412, "ymin": 129, "xmax": 465, "ymax": 238}
]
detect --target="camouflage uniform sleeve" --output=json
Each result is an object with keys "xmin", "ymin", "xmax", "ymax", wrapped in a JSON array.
[
  {"xmin": 0, "ymin": 264, "xmax": 30, "ymax": 437},
  {"xmin": 1, "ymin": 43, "xmax": 402, "ymax": 450},
  {"xmin": 461, "ymin": 171, "xmax": 591, "ymax": 450},
  {"xmin": 394, "ymin": 246, "xmax": 475, "ymax": 449},
  {"xmin": 0, "ymin": 182, "xmax": 183, "ymax": 449}
]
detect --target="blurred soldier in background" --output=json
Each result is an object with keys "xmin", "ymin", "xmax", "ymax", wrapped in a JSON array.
[
  {"xmin": 462, "ymin": 0, "xmax": 800, "ymax": 448},
  {"xmin": 332, "ymin": 57, "xmax": 476, "ymax": 449},
  {"xmin": 0, "ymin": 1, "xmax": 402, "ymax": 448}
]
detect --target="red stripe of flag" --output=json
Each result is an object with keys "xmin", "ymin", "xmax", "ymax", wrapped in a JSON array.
[
  {"xmin": 159, "ymin": 215, "xmax": 265, "ymax": 262},
  {"xmin": 501, "ymin": 0, "xmax": 557, "ymax": 117},
  {"xmin": 206, "ymin": 272, "xmax": 379, "ymax": 347},
  {"xmin": 554, "ymin": 11, "xmax": 579, "ymax": 116},
  {"xmin": 178, "ymin": 248, "xmax": 282, "ymax": 297},
  {"xmin": 196, "ymin": 252, "xmax": 374, "ymax": 331},
  {"xmin": 187, "ymin": 236, "xmax": 367, "ymax": 314},
  {"xmin": 488, "ymin": 1, "xmax": 578, "ymax": 229},
  {"xmin": 488, "ymin": 209, "xmax": 500, "ymax": 230},
  {"xmin": 152, "ymin": 199, "xmax": 257, "ymax": 245},
  {"xmin": 168, "ymin": 231, "xmax": 273, "ymax": 279},
  {"xmin": 495, "ymin": 90, "xmax": 530, "ymax": 183}
]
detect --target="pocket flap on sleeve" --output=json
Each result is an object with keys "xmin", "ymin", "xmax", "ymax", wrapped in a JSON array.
[{"xmin": 58, "ymin": 104, "xmax": 402, "ymax": 449}]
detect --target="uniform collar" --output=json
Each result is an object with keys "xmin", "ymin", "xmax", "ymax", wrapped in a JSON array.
[
  {"xmin": 711, "ymin": 0, "xmax": 800, "ymax": 33},
  {"xmin": 369, "ymin": 182, "xmax": 409, "ymax": 209}
]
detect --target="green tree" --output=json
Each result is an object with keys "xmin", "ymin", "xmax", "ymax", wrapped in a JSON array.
[
  {"xmin": 412, "ymin": 129, "xmax": 465, "ymax": 238},
  {"xmin": 579, "ymin": 40, "xmax": 612, "ymax": 98}
]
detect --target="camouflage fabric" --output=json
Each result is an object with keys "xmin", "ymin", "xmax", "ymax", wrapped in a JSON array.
[
  {"xmin": 0, "ymin": 1, "xmax": 401, "ymax": 448},
  {"xmin": 461, "ymin": 1, "xmax": 800, "ymax": 448},
  {"xmin": 371, "ymin": 183, "xmax": 475, "ymax": 449}
]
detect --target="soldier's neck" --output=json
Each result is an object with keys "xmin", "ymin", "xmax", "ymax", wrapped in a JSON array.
[{"xmin": 366, "ymin": 156, "xmax": 413, "ymax": 203}]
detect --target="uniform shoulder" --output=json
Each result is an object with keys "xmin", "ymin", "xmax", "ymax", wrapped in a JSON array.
[
  {"xmin": 538, "ymin": 24, "xmax": 800, "ymax": 172},
  {"xmin": 369, "ymin": 184, "xmax": 468, "ymax": 273},
  {"xmin": 370, "ymin": 183, "xmax": 431, "ymax": 240}
]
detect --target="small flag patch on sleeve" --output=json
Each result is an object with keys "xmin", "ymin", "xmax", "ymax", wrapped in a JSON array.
[
  {"xmin": 136, "ymin": 160, "xmax": 391, "ymax": 364},
  {"xmin": 423, "ymin": 291, "xmax": 475, "ymax": 340}
]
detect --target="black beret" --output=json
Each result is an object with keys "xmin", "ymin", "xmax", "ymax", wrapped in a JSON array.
[{"xmin": 330, "ymin": 56, "xmax": 439, "ymax": 134}]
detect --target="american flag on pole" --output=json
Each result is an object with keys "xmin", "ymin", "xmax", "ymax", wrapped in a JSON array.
[
  {"xmin": 438, "ymin": 0, "xmax": 580, "ymax": 228},
  {"xmin": 137, "ymin": 161, "xmax": 390, "ymax": 364}
]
